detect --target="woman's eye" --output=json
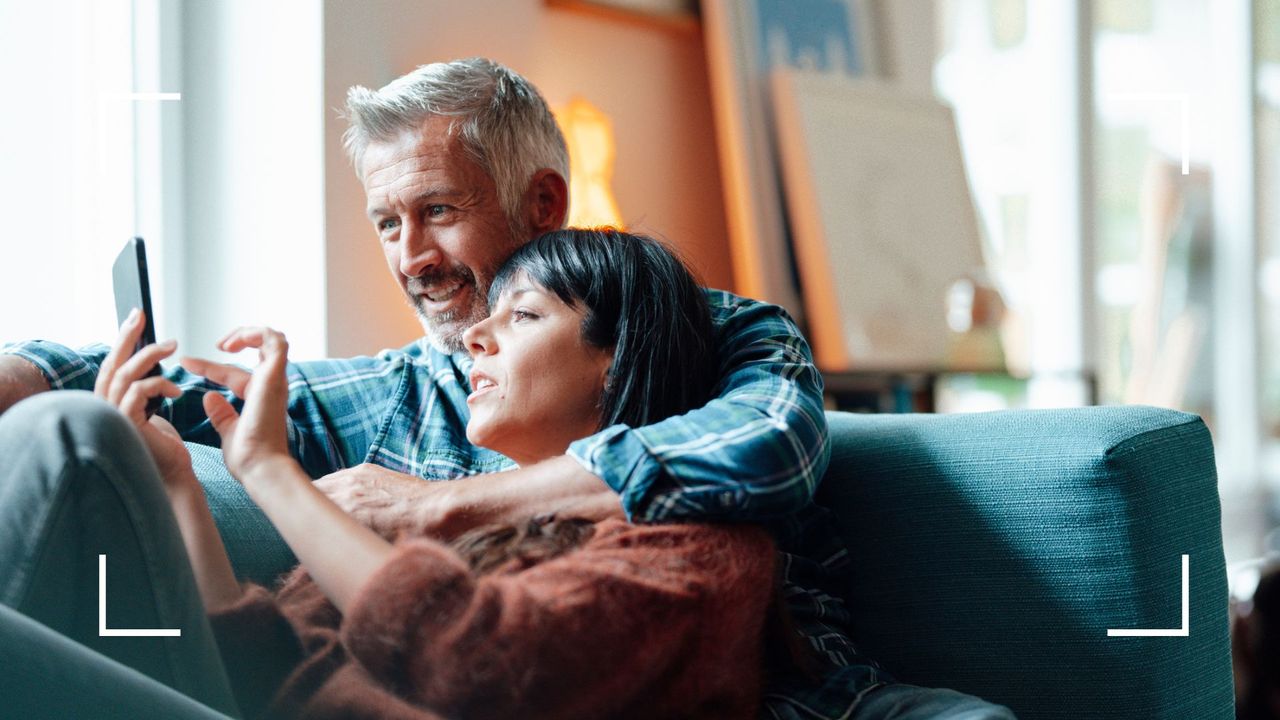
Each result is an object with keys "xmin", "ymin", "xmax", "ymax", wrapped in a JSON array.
[{"xmin": 512, "ymin": 309, "xmax": 538, "ymax": 322}]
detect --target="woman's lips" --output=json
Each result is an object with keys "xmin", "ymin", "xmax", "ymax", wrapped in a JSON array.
[{"xmin": 467, "ymin": 370, "xmax": 498, "ymax": 404}]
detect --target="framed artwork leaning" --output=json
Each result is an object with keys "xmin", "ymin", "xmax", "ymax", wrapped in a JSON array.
[
  {"xmin": 701, "ymin": 0, "xmax": 879, "ymax": 323},
  {"xmin": 770, "ymin": 70, "xmax": 990, "ymax": 371}
]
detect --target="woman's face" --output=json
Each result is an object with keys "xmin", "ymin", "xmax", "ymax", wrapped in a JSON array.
[{"xmin": 461, "ymin": 274, "xmax": 613, "ymax": 465}]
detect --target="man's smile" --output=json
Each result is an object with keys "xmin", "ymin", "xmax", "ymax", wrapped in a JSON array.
[{"xmin": 421, "ymin": 279, "xmax": 467, "ymax": 303}]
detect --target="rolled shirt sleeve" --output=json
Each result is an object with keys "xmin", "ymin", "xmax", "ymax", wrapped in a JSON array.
[
  {"xmin": 567, "ymin": 291, "xmax": 831, "ymax": 524},
  {"xmin": 2, "ymin": 340, "xmax": 108, "ymax": 393},
  {"xmin": 0, "ymin": 339, "xmax": 357, "ymax": 477}
]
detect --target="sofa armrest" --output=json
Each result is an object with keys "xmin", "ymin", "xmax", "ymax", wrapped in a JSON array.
[{"xmin": 815, "ymin": 406, "xmax": 1232, "ymax": 719}]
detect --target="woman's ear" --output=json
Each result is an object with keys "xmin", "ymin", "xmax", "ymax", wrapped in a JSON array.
[
  {"xmin": 597, "ymin": 354, "xmax": 613, "ymax": 391},
  {"xmin": 591, "ymin": 353, "xmax": 614, "ymax": 428},
  {"xmin": 525, "ymin": 170, "xmax": 568, "ymax": 234}
]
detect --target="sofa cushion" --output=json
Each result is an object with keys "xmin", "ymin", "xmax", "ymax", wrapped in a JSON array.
[
  {"xmin": 187, "ymin": 442, "xmax": 296, "ymax": 586},
  {"xmin": 816, "ymin": 406, "xmax": 1233, "ymax": 719}
]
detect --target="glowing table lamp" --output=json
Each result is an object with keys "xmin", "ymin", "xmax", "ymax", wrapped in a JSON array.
[{"xmin": 553, "ymin": 97, "xmax": 625, "ymax": 229}]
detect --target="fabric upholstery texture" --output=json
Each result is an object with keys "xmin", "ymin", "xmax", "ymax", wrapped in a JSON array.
[
  {"xmin": 817, "ymin": 406, "xmax": 1233, "ymax": 719},
  {"xmin": 189, "ymin": 443, "xmax": 296, "ymax": 587}
]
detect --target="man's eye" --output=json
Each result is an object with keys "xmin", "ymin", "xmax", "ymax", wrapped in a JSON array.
[
  {"xmin": 377, "ymin": 218, "xmax": 399, "ymax": 233},
  {"xmin": 427, "ymin": 205, "xmax": 450, "ymax": 218}
]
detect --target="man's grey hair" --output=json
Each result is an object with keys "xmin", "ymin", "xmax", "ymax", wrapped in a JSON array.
[{"xmin": 342, "ymin": 58, "xmax": 569, "ymax": 237}]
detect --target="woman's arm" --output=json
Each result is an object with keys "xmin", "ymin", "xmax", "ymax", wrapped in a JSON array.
[
  {"xmin": 183, "ymin": 327, "xmax": 393, "ymax": 613},
  {"xmin": 90, "ymin": 309, "xmax": 243, "ymax": 611},
  {"xmin": 235, "ymin": 455, "xmax": 392, "ymax": 612},
  {"xmin": 85, "ymin": 315, "xmax": 398, "ymax": 615},
  {"xmin": 164, "ymin": 469, "xmax": 244, "ymax": 612}
]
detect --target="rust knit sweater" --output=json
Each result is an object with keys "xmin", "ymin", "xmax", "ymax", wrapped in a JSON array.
[{"xmin": 207, "ymin": 518, "xmax": 776, "ymax": 719}]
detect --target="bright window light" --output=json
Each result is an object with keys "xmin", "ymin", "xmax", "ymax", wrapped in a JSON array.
[{"xmin": 0, "ymin": 0, "xmax": 140, "ymax": 349}]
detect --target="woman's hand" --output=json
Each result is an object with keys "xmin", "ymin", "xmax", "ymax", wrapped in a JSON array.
[
  {"xmin": 183, "ymin": 326, "xmax": 396, "ymax": 613},
  {"xmin": 179, "ymin": 326, "xmax": 291, "ymax": 481},
  {"xmin": 94, "ymin": 308, "xmax": 191, "ymax": 485}
]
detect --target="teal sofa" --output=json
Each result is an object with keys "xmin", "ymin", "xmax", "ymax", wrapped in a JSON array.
[
  {"xmin": 187, "ymin": 405, "xmax": 1235, "ymax": 718},
  {"xmin": 816, "ymin": 406, "xmax": 1233, "ymax": 718}
]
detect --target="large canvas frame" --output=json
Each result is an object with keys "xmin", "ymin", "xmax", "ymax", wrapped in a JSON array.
[
  {"xmin": 771, "ymin": 70, "xmax": 988, "ymax": 371},
  {"xmin": 702, "ymin": 0, "xmax": 878, "ymax": 322}
]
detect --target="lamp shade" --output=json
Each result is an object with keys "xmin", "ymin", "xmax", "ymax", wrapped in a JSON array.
[{"xmin": 553, "ymin": 97, "xmax": 625, "ymax": 229}]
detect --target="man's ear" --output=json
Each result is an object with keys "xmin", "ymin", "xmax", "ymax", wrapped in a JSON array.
[{"xmin": 525, "ymin": 169, "xmax": 568, "ymax": 235}]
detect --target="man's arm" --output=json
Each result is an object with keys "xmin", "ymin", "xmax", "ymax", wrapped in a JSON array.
[
  {"xmin": 0, "ymin": 338, "xmax": 411, "ymax": 478},
  {"xmin": 321, "ymin": 292, "xmax": 827, "ymax": 537},
  {"xmin": 316, "ymin": 455, "xmax": 622, "ymax": 540},
  {"xmin": 568, "ymin": 291, "xmax": 830, "ymax": 524},
  {"xmin": 1, "ymin": 339, "xmax": 225, "ymax": 427},
  {"xmin": 0, "ymin": 355, "xmax": 49, "ymax": 414}
]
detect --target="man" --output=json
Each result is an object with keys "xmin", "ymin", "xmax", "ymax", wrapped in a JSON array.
[{"xmin": 0, "ymin": 58, "xmax": 1013, "ymax": 719}]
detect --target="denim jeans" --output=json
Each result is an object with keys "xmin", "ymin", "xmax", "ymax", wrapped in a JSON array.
[
  {"xmin": 849, "ymin": 683, "xmax": 1018, "ymax": 719},
  {"xmin": 0, "ymin": 391, "xmax": 240, "ymax": 718},
  {"xmin": 0, "ymin": 602, "xmax": 233, "ymax": 719}
]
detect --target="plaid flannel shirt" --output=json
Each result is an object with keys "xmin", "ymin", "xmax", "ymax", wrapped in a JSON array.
[{"xmin": 3, "ymin": 288, "xmax": 891, "ymax": 718}]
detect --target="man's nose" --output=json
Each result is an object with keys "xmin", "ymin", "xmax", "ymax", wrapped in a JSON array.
[{"xmin": 400, "ymin": 221, "xmax": 443, "ymax": 278}]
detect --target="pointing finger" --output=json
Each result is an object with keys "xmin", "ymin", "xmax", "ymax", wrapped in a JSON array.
[{"xmin": 179, "ymin": 356, "xmax": 251, "ymax": 398}]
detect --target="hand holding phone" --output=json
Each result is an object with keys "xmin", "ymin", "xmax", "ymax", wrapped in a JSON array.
[
  {"xmin": 111, "ymin": 237, "xmax": 163, "ymax": 416},
  {"xmin": 98, "ymin": 238, "xmax": 191, "ymax": 483},
  {"xmin": 94, "ymin": 305, "xmax": 190, "ymax": 479}
]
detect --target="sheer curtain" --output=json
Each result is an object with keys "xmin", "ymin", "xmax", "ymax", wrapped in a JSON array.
[{"xmin": 0, "ymin": 0, "xmax": 176, "ymax": 349}]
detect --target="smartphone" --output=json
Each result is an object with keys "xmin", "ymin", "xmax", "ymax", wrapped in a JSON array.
[{"xmin": 111, "ymin": 237, "xmax": 163, "ymax": 417}]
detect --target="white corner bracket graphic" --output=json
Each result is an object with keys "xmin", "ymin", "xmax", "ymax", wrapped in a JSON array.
[
  {"xmin": 98, "ymin": 554, "xmax": 181, "ymax": 637},
  {"xmin": 1107, "ymin": 554, "xmax": 1190, "ymax": 637}
]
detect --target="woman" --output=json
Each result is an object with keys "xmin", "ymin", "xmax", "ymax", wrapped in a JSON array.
[{"xmin": 0, "ymin": 229, "xmax": 778, "ymax": 719}]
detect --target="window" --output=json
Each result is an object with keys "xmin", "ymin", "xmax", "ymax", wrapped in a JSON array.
[
  {"xmin": 1257, "ymin": 0, "xmax": 1280, "ymax": 486},
  {"xmin": 935, "ymin": 0, "xmax": 1088, "ymax": 408},
  {"xmin": 0, "ymin": 0, "xmax": 178, "ymax": 347},
  {"xmin": 936, "ymin": 0, "xmax": 1269, "ymax": 499}
]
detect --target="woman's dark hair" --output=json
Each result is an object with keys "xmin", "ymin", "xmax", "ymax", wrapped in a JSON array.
[
  {"xmin": 461, "ymin": 230, "xmax": 819, "ymax": 678},
  {"xmin": 450, "ymin": 515, "xmax": 597, "ymax": 575},
  {"xmin": 487, "ymin": 227, "xmax": 718, "ymax": 431}
]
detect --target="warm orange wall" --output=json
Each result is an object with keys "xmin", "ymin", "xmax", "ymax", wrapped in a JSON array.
[{"xmin": 323, "ymin": 0, "xmax": 730, "ymax": 356}]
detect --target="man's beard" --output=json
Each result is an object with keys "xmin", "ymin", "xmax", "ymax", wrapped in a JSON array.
[
  {"xmin": 405, "ymin": 266, "xmax": 491, "ymax": 354},
  {"xmin": 406, "ymin": 215, "xmax": 531, "ymax": 354}
]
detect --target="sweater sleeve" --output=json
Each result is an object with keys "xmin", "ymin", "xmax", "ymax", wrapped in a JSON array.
[
  {"xmin": 340, "ymin": 522, "xmax": 777, "ymax": 720},
  {"xmin": 206, "ymin": 583, "xmax": 309, "ymax": 718}
]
